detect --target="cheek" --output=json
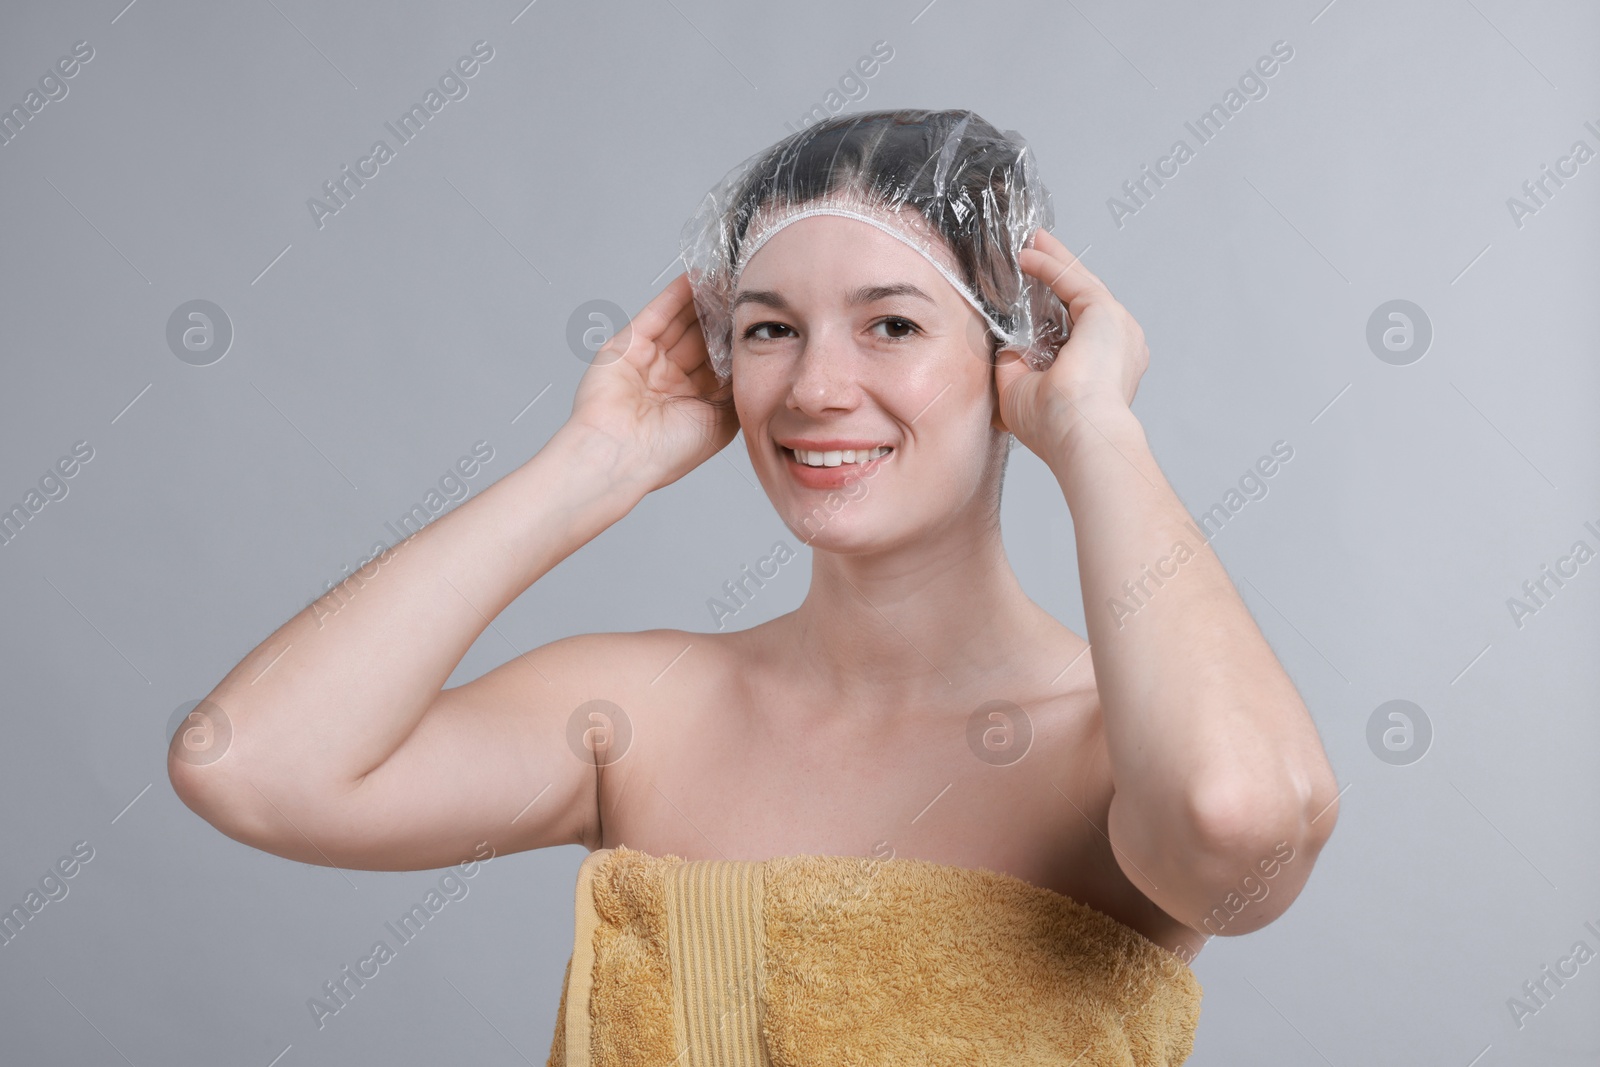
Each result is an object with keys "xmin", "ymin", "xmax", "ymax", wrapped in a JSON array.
[
  {"xmin": 730, "ymin": 362, "xmax": 787, "ymax": 422},
  {"xmin": 921, "ymin": 348, "xmax": 992, "ymax": 412},
  {"xmin": 898, "ymin": 409, "xmax": 999, "ymax": 480},
  {"xmin": 961, "ymin": 315, "xmax": 1004, "ymax": 368},
  {"xmin": 893, "ymin": 343, "xmax": 989, "ymax": 398}
]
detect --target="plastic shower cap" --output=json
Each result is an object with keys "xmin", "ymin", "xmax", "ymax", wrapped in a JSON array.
[{"xmin": 679, "ymin": 107, "xmax": 1071, "ymax": 385}]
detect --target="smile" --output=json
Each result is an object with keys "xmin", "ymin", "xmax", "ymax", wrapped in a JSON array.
[{"xmin": 787, "ymin": 446, "xmax": 894, "ymax": 468}]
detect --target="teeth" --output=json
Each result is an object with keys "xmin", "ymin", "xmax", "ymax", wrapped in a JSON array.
[{"xmin": 789, "ymin": 446, "xmax": 892, "ymax": 468}]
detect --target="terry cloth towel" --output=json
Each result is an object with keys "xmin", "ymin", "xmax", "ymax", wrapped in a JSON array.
[{"xmin": 546, "ymin": 845, "xmax": 1202, "ymax": 1066}]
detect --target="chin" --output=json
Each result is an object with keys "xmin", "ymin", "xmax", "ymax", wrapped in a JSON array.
[
  {"xmin": 784, "ymin": 505, "xmax": 917, "ymax": 553},
  {"xmin": 783, "ymin": 507, "xmax": 874, "ymax": 549}
]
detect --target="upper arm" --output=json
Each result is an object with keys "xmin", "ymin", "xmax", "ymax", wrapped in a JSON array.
[{"xmin": 202, "ymin": 633, "xmax": 623, "ymax": 872}]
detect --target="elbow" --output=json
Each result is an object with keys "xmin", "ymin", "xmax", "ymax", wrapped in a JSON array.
[
  {"xmin": 1178, "ymin": 766, "xmax": 1339, "ymax": 935},
  {"xmin": 167, "ymin": 742, "xmax": 260, "ymax": 847},
  {"xmin": 167, "ymin": 694, "xmax": 252, "ymax": 805},
  {"xmin": 166, "ymin": 715, "xmax": 322, "ymax": 859},
  {"xmin": 166, "ymin": 697, "xmax": 240, "ymax": 815},
  {"xmin": 1186, "ymin": 760, "xmax": 1340, "ymax": 861},
  {"xmin": 169, "ymin": 752, "xmax": 333, "ymax": 863}
]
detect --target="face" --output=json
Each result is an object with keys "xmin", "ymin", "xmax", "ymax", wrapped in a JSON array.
[{"xmin": 729, "ymin": 211, "xmax": 1009, "ymax": 551}]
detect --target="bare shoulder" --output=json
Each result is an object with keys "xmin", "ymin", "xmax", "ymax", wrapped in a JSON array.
[
  {"xmin": 515, "ymin": 626, "xmax": 742, "ymax": 687},
  {"xmin": 546, "ymin": 623, "xmax": 746, "ymax": 788},
  {"xmin": 395, "ymin": 626, "xmax": 737, "ymax": 859},
  {"xmin": 556, "ymin": 626, "xmax": 744, "ymax": 697}
]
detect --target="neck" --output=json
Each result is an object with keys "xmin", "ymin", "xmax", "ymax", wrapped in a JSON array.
[{"xmin": 777, "ymin": 516, "xmax": 1047, "ymax": 711}]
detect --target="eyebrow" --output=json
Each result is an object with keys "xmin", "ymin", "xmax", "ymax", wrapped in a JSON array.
[{"xmin": 731, "ymin": 283, "xmax": 938, "ymax": 314}]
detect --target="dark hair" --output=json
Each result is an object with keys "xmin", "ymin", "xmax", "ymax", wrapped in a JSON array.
[{"xmin": 723, "ymin": 108, "xmax": 1035, "ymax": 350}]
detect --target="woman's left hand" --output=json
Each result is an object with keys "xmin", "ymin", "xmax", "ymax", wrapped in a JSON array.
[{"xmin": 993, "ymin": 228, "xmax": 1150, "ymax": 456}]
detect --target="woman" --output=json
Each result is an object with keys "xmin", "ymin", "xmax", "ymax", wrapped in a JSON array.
[{"xmin": 171, "ymin": 108, "xmax": 1340, "ymax": 1063}]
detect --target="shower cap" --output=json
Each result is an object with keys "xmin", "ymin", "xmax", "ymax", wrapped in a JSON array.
[{"xmin": 679, "ymin": 108, "xmax": 1072, "ymax": 384}]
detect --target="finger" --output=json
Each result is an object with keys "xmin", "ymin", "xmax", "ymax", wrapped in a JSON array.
[
  {"xmin": 1019, "ymin": 246, "xmax": 1111, "ymax": 326},
  {"xmin": 605, "ymin": 277, "xmax": 700, "ymax": 371},
  {"xmin": 1021, "ymin": 241, "xmax": 1109, "ymax": 301},
  {"xmin": 683, "ymin": 345, "xmax": 727, "ymax": 401},
  {"xmin": 1028, "ymin": 229, "xmax": 1111, "ymax": 292},
  {"xmin": 623, "ymin": 272, "xmax": 698, "ymax": 348},
  {"xmin": 662, "ymin": 314, "xmax": 713, "ymax": 380},
  {"xmin": 992, "ymin": 345, "xmax": 1033, "ymax": 390},
  {"xmin": 652, "ymin": 290, "xmax": 705, "ymax": 355}
]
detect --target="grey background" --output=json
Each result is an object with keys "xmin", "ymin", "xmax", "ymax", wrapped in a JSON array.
[{"xmin": 2, "ymin": 0, "xmax": 1596, "ymax": 1064}]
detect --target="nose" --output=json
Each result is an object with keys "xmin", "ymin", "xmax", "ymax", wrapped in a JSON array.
[{"xmin": 786, "ymin": 324, "xmax": 863, "ymax": 415}]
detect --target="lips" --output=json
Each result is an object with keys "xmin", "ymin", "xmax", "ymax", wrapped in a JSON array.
[{"xmin": 781, "ymin": 444, "xmax": 893, "ymax": 489}]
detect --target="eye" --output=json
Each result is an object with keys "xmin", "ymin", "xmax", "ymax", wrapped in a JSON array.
[
  {"xmin": 742, "ymin": 321, "xmax": 795, "ymax": 341},
  {"xmin": 873, "ymin": 316, "xmax": 921, "ymax": 340},
  {"xmin": 740, "ymin": 317, "xmax": 922, "ymax": 342}
]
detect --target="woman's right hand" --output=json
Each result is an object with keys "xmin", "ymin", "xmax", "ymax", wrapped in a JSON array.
[{"xmin": 566, "ymin": 272, "xmax": 740, "ymax": 493}]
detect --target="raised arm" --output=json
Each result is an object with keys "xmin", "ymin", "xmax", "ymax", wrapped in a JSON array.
[
  {"xmin": 169, "ymin": 274, "xmax": 737, "ymax": 871},
  {"xmin": 994, "ymin": 231, "xmax": 1341, "ymax": 938}
]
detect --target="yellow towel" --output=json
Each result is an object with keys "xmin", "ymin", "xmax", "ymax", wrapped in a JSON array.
[{"xmin": 547, "ymin": 845, "xmax": 1202, "ymax": 1066}]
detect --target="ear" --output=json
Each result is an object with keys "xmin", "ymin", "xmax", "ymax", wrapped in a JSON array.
[
  {"xmin": 988, "ymin": 353, "xmax": 1007, "ymax": 433},
  {"xmin": 990, "ymin": 345, "xmax": 1029, "ymax": 434},
  {"xmin": 990, "ymin": 401, "xmax": 1010, "ymax": 434}
]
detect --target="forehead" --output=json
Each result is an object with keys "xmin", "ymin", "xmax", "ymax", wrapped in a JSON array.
[{"xmin": 734, "ymin": 210, "xmax": 965, "ymax": 306}]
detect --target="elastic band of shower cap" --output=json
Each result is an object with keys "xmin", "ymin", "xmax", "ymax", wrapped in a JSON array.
[
  {"xmin": 728, "ymin": 192, "xmax": 1022, "ymax": 355},
  {"xmin": 678, "ymin": 107, "xmax": 1072, "ymax": 385}
]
